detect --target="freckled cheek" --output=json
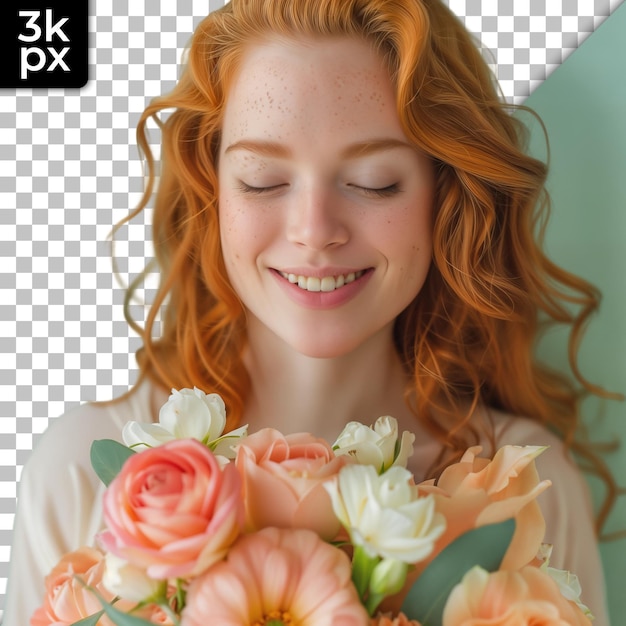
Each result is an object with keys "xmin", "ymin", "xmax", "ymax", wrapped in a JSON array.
[
  {"xmin": 218, "ymin": 199, "xmax": 248, "ymax": 271},
  {"xmin": 374, "ymin": 202, "xmax": 434, "ymax": 286},
  {"xmin": 219, "ymin": 196, "xmax": 277, "ymax": 270},
  {"xmin": 375, "ymin": 201, "xmax": 433, "ymax": 250}
]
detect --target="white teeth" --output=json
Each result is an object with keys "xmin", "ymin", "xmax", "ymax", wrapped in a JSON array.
[
  {"xmin": 280, "ymin": 271, "xmax": 365, "ymax": 292},
  {"xmin": 320, "ymin": 276, "xmax": 335, "ymax": 292},
  {"xmin": 307, "ymin": 277, "xmax": 321, "ymax": 292}
]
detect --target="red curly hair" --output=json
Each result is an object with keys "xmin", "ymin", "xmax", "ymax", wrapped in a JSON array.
[{"xmin": 112, "ymin": 0, "xmax": 620, "ymax": 533}]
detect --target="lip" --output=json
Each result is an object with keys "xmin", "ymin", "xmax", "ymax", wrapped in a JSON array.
[{"xmin": 270, "ymin": 267, "xmax": 374, "ymax": 309}]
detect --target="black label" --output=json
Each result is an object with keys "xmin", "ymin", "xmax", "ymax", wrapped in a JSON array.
[{"xmin": 0, "ymin": 1, "xmax": 88, "ymax": 88}]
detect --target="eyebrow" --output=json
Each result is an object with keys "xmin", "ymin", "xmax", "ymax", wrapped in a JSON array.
[
  {"xmin": 341, "ymin": 138, "xmax": 415, "ymax": 159},
  {"xmin": 223, "ymin": 138, "xmax": 414, "ymax": 159},
  {"xmin": 224, "ymin": 139, "xmax": 292, "ymax": 158}
]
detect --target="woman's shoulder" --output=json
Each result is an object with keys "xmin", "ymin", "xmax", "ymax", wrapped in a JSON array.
[
  {"xmin": 489, "ymin": 406, "xmax": 564, "ymax": 447},
  {"xmin": 487, "ymin": 407, "xmax": 587, "ymax": 490}
]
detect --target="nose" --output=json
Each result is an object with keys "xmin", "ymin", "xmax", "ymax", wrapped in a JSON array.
[{"xmin": 286, "ymin": 185, "xmax": 350, "ymax": 250}]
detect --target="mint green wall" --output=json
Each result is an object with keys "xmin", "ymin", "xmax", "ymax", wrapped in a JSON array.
[{"xmin": 523, "ymin": 4, "xmax": 626, "ymax": 623}]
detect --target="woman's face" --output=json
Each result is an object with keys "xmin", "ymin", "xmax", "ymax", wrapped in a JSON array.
[{"xmin": 218, "ymin": 36, "xmax": 435, "ymax": 358}]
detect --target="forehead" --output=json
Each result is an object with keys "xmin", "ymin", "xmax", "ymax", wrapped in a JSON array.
[
  {"xmin": 220, "ymin": 36, "xmax": 402, "ymax": 143},
  {"xmin": 233, "ymin": 34, "xmax": 388, "ymax": 79}
]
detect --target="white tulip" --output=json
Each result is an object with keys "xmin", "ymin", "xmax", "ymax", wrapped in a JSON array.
[
  {"xmin": 159, "ymin": 387, "xmax": 226, "ymax": 439},
  {"xmin": 102, "ymin": 552, "xmax": 164, "ymax": 603},
  {"xmin": 122, "ymin": 420, "xmax": 175, "ymax": 449},
  {"xmin": 209, "ymin": 425, "xmax": 250, "ymax": 458},
  {"xmin": 333, "ymin": 416, "xmax": 415, "ymax": 473},
  {"xmin": 122, "ymin": 387, "xmax": 247, "ymax": 458},
  {"xmin": 325, "ymin": 464, "xmax": 445, "ymax": 563}
]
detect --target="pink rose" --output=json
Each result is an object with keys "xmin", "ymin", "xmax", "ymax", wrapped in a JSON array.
[
  {"xmin": 234, "ymin": 428, "xmax": 349, "ymax": 540},
  {"xmin": 30, "ymin": 547, "xmax": 134, "ymax": 626},
  {"xmin": 99, "ymin": 438, "xmax": 244, "ymax": 579},
  {"xmin": 442, "ymin": 565, "xmax": 593, "ymax": 625}
]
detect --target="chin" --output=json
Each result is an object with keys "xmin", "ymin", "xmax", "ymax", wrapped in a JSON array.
[
  {"xmin": 286, "ymin": 333, "xmax": 368, "ymax": 360},
  {"xmin": 297, "ymin": 346, "xmax": 350, "ymax": 360}
]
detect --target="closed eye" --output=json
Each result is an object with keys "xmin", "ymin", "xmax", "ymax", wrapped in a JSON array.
[
  {"xmin": 236, "ymin": 181, "xmax": 287, "ymax": 195},
  {"xmin": 351, "ymin": 183, "xmax": 401, "ymax": 198},
  {"xmin": 236, "ymin": 181, "xmax": 401, "ymax": 198}
]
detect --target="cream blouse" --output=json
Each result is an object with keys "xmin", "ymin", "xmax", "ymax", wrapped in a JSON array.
[{"xmin": 3, "ymin": 381, "xmax": 610, "ymax": 625}]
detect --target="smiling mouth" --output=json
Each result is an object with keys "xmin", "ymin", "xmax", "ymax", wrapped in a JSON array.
[{"xmin": 278, "ymin": 270, "xmax": 367, "ymax": 292}]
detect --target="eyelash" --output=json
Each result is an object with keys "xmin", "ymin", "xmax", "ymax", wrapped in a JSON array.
[
  {"xmin": 236, "ymin": 182, "xmax": 285, "ymax": 195},
  {"xmin": 235, "ymin": 182, "xmax": 401, "ymax": 198},
  {"xmin": 355, "ymin": 183, "xmax": 401, "ymax": 198}
]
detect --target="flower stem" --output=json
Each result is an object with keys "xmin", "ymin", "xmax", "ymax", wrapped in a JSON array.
[
  {"xmin": 352, "ymin": 545, "xmax": 380, "ymax": 600},
  {"xmin": 172, "ymin": 578, "xmax": 187, "ymax": 613},
  {"xmin": 159, "ymin": 602, "xmax": 181, "ymax": 626},
  {"xmin": 365, "ymin": 592, "xmax": 386, "ymax": 617}
]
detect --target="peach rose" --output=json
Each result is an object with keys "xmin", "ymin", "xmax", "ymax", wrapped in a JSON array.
[
  {"xmin": 420, "ymin": 445, "xmax": 551, "ymax": 571},
  {"xmin": 234, "ymin": 428, "xmax": 349, "ymax": 540},
  {"xmin": 99, "ymin": 438, "xmax": 244, "ymax": 580},
  {"xmin": 442, "ymin": 565, "xmax": 593, "ymax": 626},
  {"xmin": 30, "ymin": 547, "xmax": 135, "ymax": 626}
]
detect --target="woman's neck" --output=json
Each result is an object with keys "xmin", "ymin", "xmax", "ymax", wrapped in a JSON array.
[{"xmin": 241, "ymin": 319, "xmax": 416, "ymax": 443}]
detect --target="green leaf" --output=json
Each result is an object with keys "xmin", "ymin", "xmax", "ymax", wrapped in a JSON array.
[
  {"xmin": 70, "ymin": 612, "xmax": 105, "ymax": 626},
  {"xmin": 90, "ymin": 439, "xmax": 136, "ymax": 486},
  {"xmin": 400, "ymin": 518, "xmax": 516, "ymax": 626},
  {"xmin": 98, "ymin": 602, "xmax": 158, "ymax": 626},
  {"xmin": 70, "ymin": 583, "xmax": 171, "ymax": 626}
]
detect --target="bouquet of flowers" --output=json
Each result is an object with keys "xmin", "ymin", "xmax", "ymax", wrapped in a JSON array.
[{"xmin": 32, "ymin": 387, "xmax": 594, "ymax": 626}]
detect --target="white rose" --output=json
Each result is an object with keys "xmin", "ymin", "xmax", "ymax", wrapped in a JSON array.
[
  {"xmin": 102, "ymin": 553, "xmax": 164, "ymax": 603},
  {"xmin": 122, "ymin": 387, "xmax": 247, "ymax": 459},
  {"xmin": 333, "ymin": 416, "xmax": 415, "ymax": 472},
  {"xmin": 325, "ymin": 464, "xmax": 445, "ymax": 563}
]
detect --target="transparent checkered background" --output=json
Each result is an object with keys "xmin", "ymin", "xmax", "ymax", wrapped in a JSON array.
[{"xmin": 0, "ymin": 0, "xmax": 623, "ymax": 616}]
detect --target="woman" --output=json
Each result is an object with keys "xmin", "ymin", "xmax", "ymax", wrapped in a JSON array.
[{"xmin": 5, "ymin": 0, "xmax": 614, "ymax": 624}]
